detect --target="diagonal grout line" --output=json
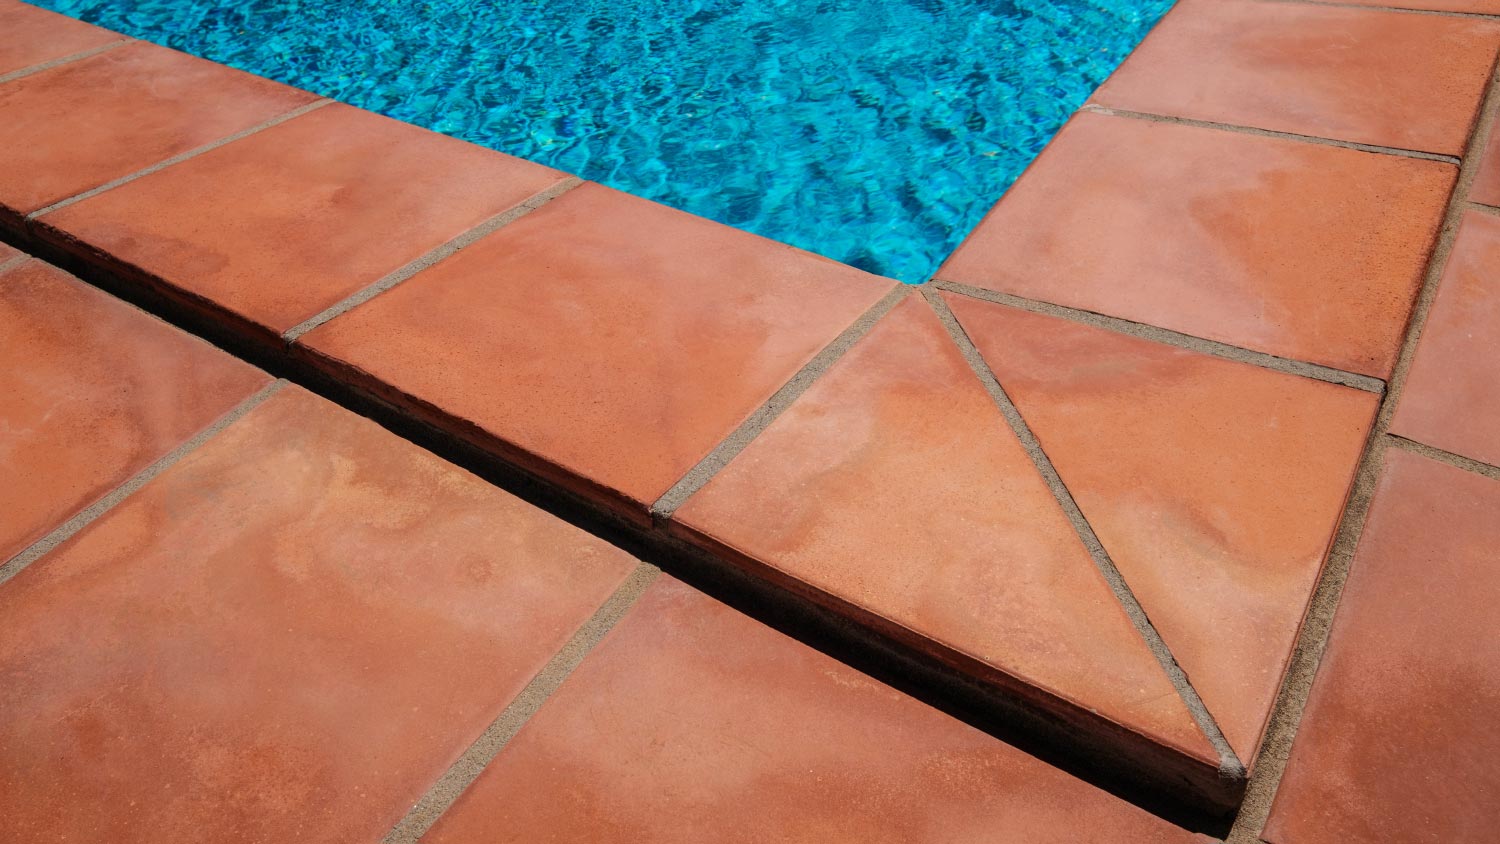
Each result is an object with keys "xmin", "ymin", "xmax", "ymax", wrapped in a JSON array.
[
  {"xmin": 650, "ymin": 283, "xmax": 912, "ymax": 520},
  {"xmin": 1386, "ymin": 434, "xmax": 1500, "ymax": 481},
  {"xmin": 922, "ymin": 287, "xmax": 1247, "ymax": 779},
  {"xmin": 1468, "ymin": 198, "xmax": 1500, "ymax": 216},
  {"xmin": 27, "ymin": 98, "xmax": 335, "ymax": 219},
  {"xmin": 0, "ymin": 254, "xmax": 31, "ymax": 276},
  {"xmin": 282, "ymin": 176, "xmax": 584, "ymax": 343},
  {"xmin": 1082, "ymin": 104, "xmax": 1462, "ymax": 165},
  {"xmin": 1223, "ymin": 50, "xmax": 1500, "ymax": 844},
  {"xmin": 381, "ymin": 562, "xmax": 660, "ymax": 844},
  {"xmin": 1262, "ymin": 0, "xmax": 1500, "ymax": 21},
  {"xmin": 0, "ymin": 379, "xmax": 284, "ymax": 588},
  {"xmin": 930, "ymin": 279, "xmax": 1387, "ymax": 393},
  {"xmin": 0, "ymin": 37, "xmax": 132, "ymax": 85}
]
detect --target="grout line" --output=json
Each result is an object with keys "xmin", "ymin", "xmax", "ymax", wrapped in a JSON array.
[
  {"xmin": 649, "ymin": 283, "xmax": 911, "ymax": 520},
  {"xmin": 282, "ymin": 176, "xmax": 584, "ymax": 343},
  {"xmin": 0, "ymin": 379, "xmax": 284, "ymax": 588},
  {"xmin": 0, "ymin": 37, "xmax": 132, "ymax": 85},
  {"xmin": 1223, "ymin": 49, "xmax": 1500, "ymax": 844},
  {"xmin": 1081, "ymin": 104, "xmax": 1461, "ymax": 166},
  {"xmin": 380, "ymin": 562, "xmax": 660, "ymax": 844},
  {"xmin": 1260, "ymin": 0, "xmax": 1500, "ymax": 20},
  {"xmin": 1386, "ymin": 434, "xmax": 1500, "ymax": 481},
  {"xmin": 1467, "ymin": 198, "xmax": 1500, "ymax": 215},
  {"xmin": 922, "ymin": 287, "xmax": 1246, "ymax": 780},
  {"xmin": 0, "ymin": 254, "xmax": 31, "ymax": 276},
  {"xmin": 26, "ymin": 98, "xmax": 335, "ymax": 219},
  {"xmin": 930, "ymin": 279, "xmax": 1387, "ymax": 394}
]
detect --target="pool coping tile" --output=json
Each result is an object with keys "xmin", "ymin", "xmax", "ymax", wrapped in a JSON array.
[{"xmin": 0, "ymin": 0, "xmax": 126, "ymax": 77}]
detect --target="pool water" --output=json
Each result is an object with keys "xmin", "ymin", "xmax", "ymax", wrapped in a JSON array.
[{"xmin": 37, "ymin": 0, "xmax": 1171, "ymax": 282}]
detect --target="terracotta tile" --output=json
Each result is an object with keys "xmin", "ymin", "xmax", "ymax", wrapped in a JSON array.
[
  {"xmin": 298, "ymin": 182, "xmax": 892, "ymax": 517},
  {"xmin": 0, "ymin": 1, "xmax": 124, "ymax": 76},
  {"xmin": 425, "ymin": 576, "xmax": 1210, "ymax": 844},
  {"xmin": 1090, "ymin": 0, "xmax": 1500, "ymax": 156},
  {"xmin": 0, "ymin": 386, "xmax": 638, "ymax": 844},
  {"xmin": 1264, "ymin": 449, "xmax": 1500, "ymax": 844},
  {"xmin": 937, "ymin": 111, "xmax": 1453, "ymax": 378},
  {"xmin": 1331, "ymin": 0, "xmax": 1500, "ymax": 12},
  {"xmin": 0, "ymin": 240, "xmax": 19, "ymax": 262},
  {"xmin": 0, "ymin": 258, "xmax": 267, "ymax": 562},
  {"xmin": 38, "ymin": 103, "xmax": 566, "ymax": 338},
  {"xmin": 1471, "ymin": 128, "xmax": 1500, "ymax": 208},
  {"xmin": 672, "ymin": 294, "xmax": 1214, "ymax": 767},
  {"xmin": 945, "ymin": 293, "xmax": 1377, "ymax": 761},
  {"xmin": 1393, "ymin": 212, "xmax": 1500, "ymax": 467},
  {"xmin": 0, "ymin": 41, "xmax": 317, "ymax": 216}
]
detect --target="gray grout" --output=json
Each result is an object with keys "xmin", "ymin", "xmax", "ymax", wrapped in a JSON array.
[
  {"xmin": 282, "ymin": 176, "xmax": 584, "ymax": 343},
  {"xmin": 0, "ymin": 37, "xmax": 132, "ymax": 85},
  {"xmin": 27, "ymin": 98, "xmax": 335, "ymax": 219},
  {"xmin": 1386, "ymin": 434, "xmax": 1500, "ymax": 481},
  {"xmin": 1467, "ymin": 198, "xmax": 1500, "ymax": 216},
  {"xmin": 0, "ymin": 254, "xmax": 32, "ymax": 276},
  {"xmin": 1081, "ymin": 104, "xmax": 1462, "ymax": 166},
  {"xmin": 1261, "ymin": 0, "xmax": 1500, "ymax": 21},
  {"xmin": 1223, "ymin": 50, "xmax": 1500, "ymax": 844},
  {"xmin": 0, "ymin": 379, "xmax": 284, "ymax": 588},
  {"xmin": 380, "ymin": 562, "xmax": 660, "ymax": 844},
  {"xmin": 930, "ymin": 279, "xmax": 1387, "ymax": 394},
  {"xmin": 921, "ymin": 287, "xmax": 1247, "ymax": 781},
  {"xmin": 649, "ymin": 283, "xmax": 912, "ymax": 520}
]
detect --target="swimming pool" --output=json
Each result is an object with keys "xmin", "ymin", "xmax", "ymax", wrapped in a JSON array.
[{"xmin": 36, "ymin": 0, "xmax": 1171, "ymax": 282}]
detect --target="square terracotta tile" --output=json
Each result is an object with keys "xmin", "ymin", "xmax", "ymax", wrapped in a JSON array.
[
  {"xmin": 670, "ymin": 294, "xmax": 1217, "ymax": 776},
  {"xmin": 37, "ymin": 102, "xmax": 567, "ymax": 339},
  {"xmin": 1264, "ymin": 448, "xmax": 1500, "ymax": 844},
  {"xmin": 1392, "ymin": 211, "xmax": 1500, "ymax": 467},
  {"xmin": 425, "ymin": 576, "xmax": 1211, "ymax": 844},
  {"xmin": 0, "ymin": 257, "xmax": 267, "ymax": 562},
  {"xmin": 944, "ymin": 292, "xmax": 1377, "ymax": 762},
  {"xmin": 1090, "ymin": 0, "xmax": 1500, "ymax": 156},
  {"xmin": 298, "ymin": 182, "xmax": 893, "ymax": 518},
  {"xmin": 0, "ymin": 40, "xmax": 317, "ymax": 216},
  {"xmin": 938, "ymin": 111, "xmax": 1453, "ymax": 378},
  {"xmin": 0, "ymin": 386, "xmax": 638, "ymax": 844},
  {"xmin": 0, "ymin": 1, "xmax": 124, "ymax": 76}
]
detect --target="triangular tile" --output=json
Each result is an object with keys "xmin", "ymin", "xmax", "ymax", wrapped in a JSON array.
[
  {"xmin": 945, "ymin": 291, "xmax": 1377, "ymax": 761},
  {"xmin": 674, "ymin": 293, "xmax": 1214, "ymax": 764}
]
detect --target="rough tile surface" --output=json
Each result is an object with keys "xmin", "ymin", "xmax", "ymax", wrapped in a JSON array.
[
  {"xmin": 946, "ymin": 294, "xmax": 1377, "ymax": 761},
  {"xmin": 1264, "ymin": 449, "xmax": 1500, "ymax": 844},
  {"xmin": 41, "ymin": 102, "xmax": 566, "ymax": 334},
  {"xmin": 0, "ymin": 258, "xmax": 267, "ymax": 562},
  {"xmin": 673, "ymin": 295, "xmax": 1213, "ymax": 762},
  {"xmin": 300, "ymin": 182, "xmax": 892, "ymax": 515},
  {"xmin": 425, "ymin": 576, "xmax": 1211, "ymax": 844},
  {"xmin": 0, "ymin": 0, "xmax": 123, "ymax": 76},
  {"xmin": 938, "ymin": 112, "xmax": 1454, "ymax": 378},
  {"xmin": 0, "ymin": 41, "xmax": 316, "ymax": 215},
  {"xmin": 1090, "ymin": 0, "xmax": 1500, "ymax": 156},
  {"xmin": 0, "ymin": 386, "xmax": 638, "ymax": 844},
  {"xmin": 1393, "ymin": 211, "xmax": 1500, "ymax": 467}
]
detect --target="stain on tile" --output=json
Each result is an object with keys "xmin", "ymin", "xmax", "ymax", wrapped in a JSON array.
[
  {"xmin": 0, "ymin": 258, "xmax": 267, "ymax": 561},
  {"xmin": 425, "ymin": 576, "xmax": 1210, "ymax": 844},
  {"xmin": 672, "ymin": 294, "xmax": 1214, "ymax": 765},
  {"xmin": 1091, "ymin": 0, "xmax": 1500, "ymax": 156},
  {"xmin": 298, "ymin": 182, "xmax": 892, "ymax": 517},
  {"xmin": 38, "ymin": 102, "xmax": 566, "ymax": 337},
  {"xmin": 945, "ymin": 292, "xmax": 1377, "ymax": 761},
  {"xmin": 1264, "ymin": 448, "xmax": 1500, "ymax": 844},
  {"xmin": 0, "ymin": 0, "xmax": 124, "ymax": 76},
  {"xmin": 1392, "ymin": 211, "xmax": 1500, "ymax": 467},
  {"xmin": 0, "ymin": 386, "xmax": 638, "ymax": 844},
  {"xmin": 938, "ymin": 111, "xmax": 1453, "ymax": 378},
  {"xmin": 0, "ymin": 41, "xmax": 316, "ymax": 216}
]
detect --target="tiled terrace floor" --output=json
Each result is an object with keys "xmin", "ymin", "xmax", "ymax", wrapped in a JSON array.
[{"xmin": 3, "ymin": 0, "xmax": 1500, "ymax": 840}]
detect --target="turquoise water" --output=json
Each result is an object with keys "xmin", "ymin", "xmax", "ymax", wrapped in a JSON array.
[{"xmin": 37, "ymin": 0, "xmax": 1171, "ymax": 282}]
